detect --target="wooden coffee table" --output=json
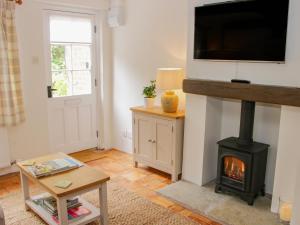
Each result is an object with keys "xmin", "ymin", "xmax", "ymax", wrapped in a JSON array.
[{"xmin": 17, "ymin": 152, "xmax": 110, "ymax": 225}]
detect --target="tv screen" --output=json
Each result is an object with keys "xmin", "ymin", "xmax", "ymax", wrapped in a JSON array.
[{"xmin": 194, "ymin": 0, "xmax": 290, "ymax": 62}]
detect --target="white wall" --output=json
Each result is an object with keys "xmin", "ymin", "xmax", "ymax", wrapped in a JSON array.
[
  {"xmin": 98, "ymin": 11, "xmax": 113, "ymax": 150},
  {"xmin": 35, "ymin": 0, "xmax": 109, "ymax": 10},
  {"xmin": 291, "ymin": 159, "xmax": 300, "ymax": 225},
  {"xmin": 111, "ymin": 0, "xmax": 188, "ymax": 153},
  {"xmin": 0, "ymin": 129, "xmax": 10, "ymax": 168},
  {"xmin": 271, "ymin": 107, "xmax": 300, "ymax": 212},
  {"xmin": 183, "ymin": 96, "xmax": 223, "ymax": 186},
  {"xmin": 8, "ymin": 1, "xmax": 50, "ymax": 160},
  {"xmin": 202, "ymin": 98, "xmax": 222, "ymax": 184},
  {"xmin": 182, "ymin": 95, "xmax": 209, "ymax": 185},
  {"xmin": 183, "ymin": 0, "xmax": 300, "ymax": 198},
  {"xmin": 3, "ymin": 0, "xmax": 111, "ymax": 162}
]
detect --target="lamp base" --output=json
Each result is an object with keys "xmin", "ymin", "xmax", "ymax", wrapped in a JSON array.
[{"xmin": 161, "ymin": 91, "xmax": 179, "ymax": 113}]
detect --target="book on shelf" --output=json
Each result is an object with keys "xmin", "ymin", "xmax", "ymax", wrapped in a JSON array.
[
  {"xmin": 27, "ymin": 157, "xmax": 83, "ymax": 178},
  {"xmin": 52, "ymin": 206, "xmax": 92, "ymax": 224},
  {"xmin": 33, "ymin": 195, "xmax": 82, "ymax": 215},
  {"xmin": 33, "ymin": 195, "xmax": 91, "ymax": 223}
]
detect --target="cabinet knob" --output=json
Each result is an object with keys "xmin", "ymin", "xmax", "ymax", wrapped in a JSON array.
[
  {"xmin": 152, "ymin": 140, "xmax": 156, "ymax": 143},
  {"xmin": 148, "ymin": 139, "xmax": 152, "ymax": 142}
]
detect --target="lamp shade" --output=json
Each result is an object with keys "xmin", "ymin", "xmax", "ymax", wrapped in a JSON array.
[{"xmin": 156, "ymin": 68, "xmax": 184, "ymax": 90}]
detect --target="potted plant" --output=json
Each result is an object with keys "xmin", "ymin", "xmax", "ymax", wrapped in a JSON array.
[{"xmin": 143, "ymin": 80, "xmax": 156, "ymax": 108}]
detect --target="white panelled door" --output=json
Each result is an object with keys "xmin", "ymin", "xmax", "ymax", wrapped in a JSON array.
[{"xmin": 45, "ymin": 11, "xmax": 98, "ymax": 154}]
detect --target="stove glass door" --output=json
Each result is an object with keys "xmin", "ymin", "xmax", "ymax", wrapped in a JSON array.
[{"xmin": 223, "ymin": 156, "xmax": 245, "ymax": 182}]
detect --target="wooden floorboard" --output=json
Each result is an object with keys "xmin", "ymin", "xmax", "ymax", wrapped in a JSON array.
[
  {"xmin": 69, "ymin": 148, "xmax": 107, "ymax": 163},
  {"xmin": 0, "ymin": 149, "xmax": 220, "ymax": 225}
]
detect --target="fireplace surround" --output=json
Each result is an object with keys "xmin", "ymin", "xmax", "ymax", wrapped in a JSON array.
[
  {"xmin": 182, "ymin": 78, "xmax": 300, "ymax": 204},
  {"xmin": 182, "ymin": 78, "xmax": 300, "ymax": 223}
]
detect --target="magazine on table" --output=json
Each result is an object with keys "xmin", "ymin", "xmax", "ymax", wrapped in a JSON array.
[{"xmin": 27, "ymin": 157, "xmax": 83, "ymax": 178}]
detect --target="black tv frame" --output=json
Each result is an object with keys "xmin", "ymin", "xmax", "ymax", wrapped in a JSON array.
[{"xmin": 193, "ymin": 0, "xmax": 290, "ymax": 63}]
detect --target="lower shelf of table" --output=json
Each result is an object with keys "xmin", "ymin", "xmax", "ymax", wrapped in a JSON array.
[{"xmin": 26, "ymin": 194, "xmax": 100, "ymax": 225}]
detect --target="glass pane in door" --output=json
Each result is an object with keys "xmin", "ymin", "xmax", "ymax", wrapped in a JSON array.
[
  {"xmin": 49, "ymin": 15, "xmax": 93, "ymax": 98},
  {"xmin": 72, "ymin": 71, "xmax": 92, "ymax": 95},
  {"xmin": 52, "ymin": 71, "xmax": 69, "ymax": 97},
  {"xmin": 50, "ymin": 15, "xmax": 92, "ymax": 43},
  {"xmin": 72, "ymin": 45, "xmax": 92, "ymax": 70}
]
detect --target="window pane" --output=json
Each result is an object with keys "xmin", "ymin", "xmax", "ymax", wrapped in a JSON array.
[
  {"xmin": 72, "ymin": 45, "xmax": 91, "ymax": 70},
  {"xmin": 51, "ymin": 45, "xmax": 72, "ymax": 71},
  {"xmin": 52, "ymin": 71, "xmax": 70, "ymax": 97},
  {"xmin": 51, "ymin": 45, "xmax": 65, "ymax": 70},
  {"xmin": 72, "ymin": 71, "xmax": 91, "ymax": 95},
  {"xmin": 65, "ymin": 45, "xmax": 72, "ymax": 70},
  {"xmin": 50, "ymin": 15, "xmax": 92, "ymax": 43}
]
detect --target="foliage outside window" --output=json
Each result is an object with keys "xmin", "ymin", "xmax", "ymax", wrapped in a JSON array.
[{"xmin": 51, "ymin": 45, "xmax": 68, "ymax": 96}]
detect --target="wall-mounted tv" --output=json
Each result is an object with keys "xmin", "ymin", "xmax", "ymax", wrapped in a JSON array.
[{"xmin": 194, "ymin": 0, "xmax": 290, "ymax": 62}]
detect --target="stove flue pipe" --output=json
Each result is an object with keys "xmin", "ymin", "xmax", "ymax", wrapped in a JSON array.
[{"xmin": 237, "ymin": 100, "xmax": 256, "ymax": 146}]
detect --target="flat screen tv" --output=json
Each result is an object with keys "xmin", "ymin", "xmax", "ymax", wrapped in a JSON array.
[{"xmin": 194, "ymin": 0, "xmax": 290, "ymax": 62}]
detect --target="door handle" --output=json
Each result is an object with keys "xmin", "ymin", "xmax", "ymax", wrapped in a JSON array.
[{"xmin": 47, "ymin": 86, "xmax": 57, "ymax": 98}]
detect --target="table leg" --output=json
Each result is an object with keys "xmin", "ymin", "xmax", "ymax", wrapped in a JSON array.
[
  {"xmin": 99, "ymin": 182, "xmax": 108, "ymax": 225},
  {"xmin": 57, "ymin": 197, "xmax": 68, "ymax": 225},
  {"xmin": 20, "ymin": 172, "xmax": 30, "ymax": 211}
]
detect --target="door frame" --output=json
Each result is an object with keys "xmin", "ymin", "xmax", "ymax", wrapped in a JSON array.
[{"xmin": 42, "ymin": 5, "xmax": 104, "ymax": 150}]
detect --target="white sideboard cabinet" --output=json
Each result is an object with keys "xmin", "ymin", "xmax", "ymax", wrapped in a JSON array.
[{"xmin": 131, "ymin": 106, "xmax": 185, "ymax": 182}]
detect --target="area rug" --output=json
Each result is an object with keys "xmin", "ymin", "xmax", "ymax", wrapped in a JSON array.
[
  {"xmin": 158, "ymin": 181, "xmax": 283, "ymax": 225},
  {"xmin": 0, "ymin": 182, "xmax": 198, "ymax": 225}
]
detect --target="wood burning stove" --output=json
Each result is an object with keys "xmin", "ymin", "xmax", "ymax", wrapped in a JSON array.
[{"xmin": 215, "ymin": 85, "xmax": 269, "ymax": 205}]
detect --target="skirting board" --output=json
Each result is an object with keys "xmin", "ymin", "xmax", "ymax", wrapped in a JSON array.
[{"xmin": 0, "ymin": 165, "xmax": 19, "ymax": 176}]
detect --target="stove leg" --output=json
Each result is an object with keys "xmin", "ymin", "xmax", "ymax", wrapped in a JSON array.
[
  {"xmin": 261, "ymin": 186, "xmax": 266, "ymax": 197},
  {"xmin": 215, "ymin": 185, "xmax": 222, "ymax": 193},
  {"xmin": 247, "ymin": 198, "xmax": 254, "ymax": 206},
  {"xmin": 241, "ymin": 195, "xmax": 255, "ymax": 206}
]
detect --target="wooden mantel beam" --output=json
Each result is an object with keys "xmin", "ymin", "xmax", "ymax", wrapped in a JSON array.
[{"xmin": 183, "ymin": 79, "xmax": 300, "ymax": 107}]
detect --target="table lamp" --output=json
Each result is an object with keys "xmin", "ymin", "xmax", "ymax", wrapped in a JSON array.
[{"xmin": 156, "ymin": 68, "xmax": 184, "ymax": 113}]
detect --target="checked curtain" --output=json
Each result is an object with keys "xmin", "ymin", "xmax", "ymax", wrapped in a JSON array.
[{"xmin": 0, "ymin": 0, "xmax": 25, "ymax": 127}]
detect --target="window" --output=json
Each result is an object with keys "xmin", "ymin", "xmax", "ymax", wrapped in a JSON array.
[{"xmin": 49, "ymin": 15, "xmax": 93, "ymax": 97}]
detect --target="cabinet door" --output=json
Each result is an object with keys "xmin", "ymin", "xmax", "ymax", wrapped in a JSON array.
[
  {"xmin": 135, "ymin": 115, "xmax": 154, "ymax": 162},
  {"xmin": 154, "ymin": 118, "xmax": 173, "ymax": 169}
]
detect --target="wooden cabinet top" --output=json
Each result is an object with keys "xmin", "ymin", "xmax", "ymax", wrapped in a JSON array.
[{"xmin": 130, "ymin": 106, "xmax": 185, "ymax": 119}]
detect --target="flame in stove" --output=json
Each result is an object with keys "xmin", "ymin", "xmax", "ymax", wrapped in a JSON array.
[
  {"xmin": 241, "ymin": 163, "xmax": 245, "ymax": 173},
  {"xmin": 224, "ymin": 157, "xmax": 245, "ymax": 181}
]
